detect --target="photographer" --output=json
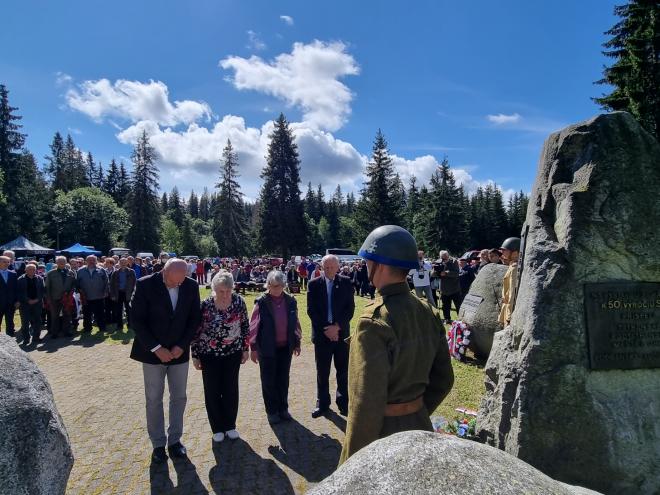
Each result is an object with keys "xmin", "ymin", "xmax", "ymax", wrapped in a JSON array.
[{"xmin": 408, "ymin": 251, "xmax": 435, "ymax": 307}]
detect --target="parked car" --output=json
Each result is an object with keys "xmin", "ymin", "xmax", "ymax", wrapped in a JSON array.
[
  {"xmin": 109, "ymin": 247, "xmax": 131, "ymax": 257},
  {"xmin": 460, "ymin": 250, "xmax": 483, "ymax": 262},
  {"xmin": 136, "ymin": 252, "xmax": 155, "ymax": 259}
]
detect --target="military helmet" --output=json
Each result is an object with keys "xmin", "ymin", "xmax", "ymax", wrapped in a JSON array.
[
  {"xmin": 358, "ymin": 225, "xmax": 419, "ymax": 269},
  {"xmin": 500, "ymin": 237, "xmax": 521, "ymax": 252}
]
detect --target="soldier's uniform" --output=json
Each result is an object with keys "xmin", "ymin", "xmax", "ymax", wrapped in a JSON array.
[
  {"xmin": 497, "ymin": 237, "xmax": 521, "ymax": 328},
  {"xmin": 339, "ymin": 225, "xmax": 454, "ymax": 465}
]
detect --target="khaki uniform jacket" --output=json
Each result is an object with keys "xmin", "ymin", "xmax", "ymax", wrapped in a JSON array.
[
  {"xmin": 339, "ymin": 281, "xmax": 454, "ymax": 464},
  {"xmin": 498, "ymin": 262, "xmax": 518, "ymax": 327}
]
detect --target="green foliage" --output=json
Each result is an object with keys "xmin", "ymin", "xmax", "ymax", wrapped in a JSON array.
[
  {"xmin": 595, "ymin": 1, "xmax": 660, "ymax": 139},
  {"xmin": 125, "ymin": 131, "xmax": 160, "ymax": 254},
  {"xmin": 214, "ymin": 139, "xmax": 248, "ymax": 256},
  {"xmin": 355, "ymin": 130, "xmax": 405, "ymax": 240},
  {"xmin": 188, "ymin": 190, "xmax": 199, "ymax": 218},
  {"xmin": 258, "ymin": 114, "xmax": 308, "ymax": 257},
  {"xmin": 53, "ymin": 187, "xmax": 128, "ymax": 252},
  {"xmin": 160, "ymin": 216, "xmax": 182, "ymax": 254}
]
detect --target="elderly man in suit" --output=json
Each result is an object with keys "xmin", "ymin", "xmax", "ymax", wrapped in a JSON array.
[
  {"xmin": 45, "ymin": 256, "xmax": 77, "ymax": 338},
  {"xmin": 0, "ymin": 255, "xmax": 19, "ymax": 336},
  {"xmin": 110, "ymin": 257, "xmax": 136, "ymax": 331},
  {"xmin": 307, "ymin": 254, "xmax": 355, "ymax": 418},
  {"xmin": 129, "ymin": 258, "xmax": 201, "ymax": 464},
  {"xmin": 17, "ymin": 263, "xmax": 45, "ymax": 345}
]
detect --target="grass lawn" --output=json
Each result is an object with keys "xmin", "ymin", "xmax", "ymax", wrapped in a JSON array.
[{"xmin": 14, "ymin": 285, "xmax": 485, "ymax": 421}]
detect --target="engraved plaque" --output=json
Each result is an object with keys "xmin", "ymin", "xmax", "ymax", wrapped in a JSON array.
[
  {"xmin": 461, "ymin": 294, "xmax": 484, "ymax": 320},
  {"xmin": 584, "ymin": 282, "xmax": 660, "ymax": 370}
]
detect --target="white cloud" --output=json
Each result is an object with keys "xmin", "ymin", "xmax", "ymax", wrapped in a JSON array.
[
  {"xmin": 55, "ymin": 71, "xmax": 73, "ymax": 86},
  {"xmin": 220, "ymin": 40, "xmax": 360, "ymax": 131},
  {"xmin": 487, "ymin": 113, "xmax": 522, "ymax": 125},
  {"xmin": 114, "ymin": 116, "xmax": 366, "ymax": 201},
  {"xmin": 66, "ymin": 79, "xmax": 212, "ymax": 126},
  {"xmin": 246, "ymin": 30, "xmax": 266, "ymax": 51},
  {"xmin": 391, "ymin": 154, "xmax": 515, "ymax": 199},
  {"xmin": 280, "ymin": 15, "xmax": 294, "ymax": 26}
]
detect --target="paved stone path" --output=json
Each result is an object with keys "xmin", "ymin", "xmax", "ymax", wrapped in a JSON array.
[{"xmin": 29, "ymin": 334, "xmax": 344, "ymax": 494}]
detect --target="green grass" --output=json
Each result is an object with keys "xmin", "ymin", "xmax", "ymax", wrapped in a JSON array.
[{"xmin": 12, "ymin": 286, "xmax": 484, "ymax": 418}]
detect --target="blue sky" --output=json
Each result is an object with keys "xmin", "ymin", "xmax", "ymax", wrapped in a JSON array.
[{"xmin": 2, "ymin": 0, "xmax": 619, "ymax": 200}]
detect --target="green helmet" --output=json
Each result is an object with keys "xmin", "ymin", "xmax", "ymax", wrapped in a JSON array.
[
  {"xmin": 500, "ymin": 237, "xmax": 521, "ymax": 252},
  {"xmin": 358, "ymin": 225, "xmax": 419, "ymax": 269}
]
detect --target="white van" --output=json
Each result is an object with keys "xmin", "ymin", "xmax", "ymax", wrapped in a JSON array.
[{"xmin": 136, "ymin": 252, "xmax": 154, "ymax": 259}]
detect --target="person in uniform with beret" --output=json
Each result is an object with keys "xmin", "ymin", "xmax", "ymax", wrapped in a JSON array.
[{"xmin": 339, "ymin": 225, "xmax": 454, "ymax": 464}]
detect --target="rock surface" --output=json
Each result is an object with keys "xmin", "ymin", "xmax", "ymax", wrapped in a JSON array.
[
  {"xmin": 477, "ymin": 112, "xmax": 660, "ymax": 495},
  {"xmin": 310, "ymin": 431, "xmax": 601, "ymax": 495},
  {"xmin": 457, "ymin": 263, "xmax": 508, "ymax": 358},
  {"xmin": 0, "ymin": 335, "xmax": 73, "ymax": 495}
]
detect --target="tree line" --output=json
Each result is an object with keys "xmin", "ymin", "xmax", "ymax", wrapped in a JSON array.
[{"xmin": 1, "ymin": 0, "xmax": 655, "ymax": 258}]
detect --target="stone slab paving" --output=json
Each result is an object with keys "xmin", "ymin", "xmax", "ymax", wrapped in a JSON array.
[{"xmin": 29, "ymin": 335, "xmax": 345, "ymax": 494}]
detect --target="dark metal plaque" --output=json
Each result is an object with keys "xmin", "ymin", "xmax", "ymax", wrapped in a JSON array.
[
  {"xmin": 461, "ymin": 294, "xmax": 483, "ymax": 320},
  {"xmin": 584, "ymin": 282, "xmax": 660, "ymax": 370}
]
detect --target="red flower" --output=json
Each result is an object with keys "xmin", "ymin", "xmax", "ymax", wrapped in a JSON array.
[{"xmin": 209, "ymin": 340, "xmax": 217, "ymax": 348}]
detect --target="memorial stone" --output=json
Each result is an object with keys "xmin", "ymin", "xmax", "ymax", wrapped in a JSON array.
[{"xmin": 477, "ymin": 113, "xmax": 660, "ymax": 495}]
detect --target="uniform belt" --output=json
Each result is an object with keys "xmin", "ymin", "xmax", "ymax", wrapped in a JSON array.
[{"xmin": 384, "ymin": 396, "xmax": 424, "ymax": 417}]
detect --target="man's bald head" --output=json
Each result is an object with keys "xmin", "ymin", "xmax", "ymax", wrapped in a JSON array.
[{"xmin": 163, "ymin": 258, "xmax": 188, "ymax": 288}]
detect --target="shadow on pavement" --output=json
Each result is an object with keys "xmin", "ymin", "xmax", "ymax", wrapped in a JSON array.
[
  {"xmin": 268, "ymin": 418, "xmax": 341, "ymax": 483},
  {"xmin": 210, "ymin": 439, "xmax": 294, "ymax": 494}
]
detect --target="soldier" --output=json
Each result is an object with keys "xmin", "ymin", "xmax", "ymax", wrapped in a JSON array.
[
  {"xmin": 339, "ymin": 225, "xmax": 454, "ymax": 464},
  {"xmin": 497, "ymin": 237, "xmax": 521, "ymax": 328}
]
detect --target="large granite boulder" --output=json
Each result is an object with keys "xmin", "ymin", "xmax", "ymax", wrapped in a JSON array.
[
  {"xmin": 310, "ymin": 431, "xmax": 601, "ymax": 495},
  {"xmin": 458, "ymin": 263, "xmax": 508, "ymax": 358},
  {"xmin": 0, "ymin": 335, "xmax": 73, "ymax": 494},
  {"xmin": 477, "ymin": 113, "xmax": 660, "ymax": 495}
]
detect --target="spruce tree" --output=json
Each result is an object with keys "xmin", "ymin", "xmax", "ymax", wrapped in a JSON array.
[
  {"xmin": 125, "ymin": 131, "xmax": 160, "ymax": 253},
  {"xmin": 161, "ymin": 192, "xmax": 169, "ymax": 212},
  {"xmin": 258, "ymin": 114, "xmax": 307, "ymax": 257},
  {"xmin": 213, "ymin": 139, "xmax": 247, "ymax": 256},
  {"xmin": 0, "ymin": 84, "xmax": 26, "ymax": 179},
  {"xmin": 104, "ymin": 159, "xmax": 120, "ymax": 200},
  {"xmin": 316, "ymin": 184, "xmax": 326, "ymax": 220},
  {"xmin": 169, "ymin": 186, "xmax": 184, "ymax": 225},
  {"xmin": 404, "ymin": 175, "xmax": 420, "ymax": 232},
  {"xmin": 188, "ymin": 190, "xmax": 199, "ymax": 218},
  {"xmin": 595, "ymin": 0, "xmax": 660, "ymax": 139},
  {"xmin": 85, "ymin": 152, "xmax": 96, "ymax": 185},
  {"xmin": 44, "ymin": 132, "xmax": 66, "ymax": 190},
  {"xmin": 304, "ymin": 182, "xmax": 318, "ymax": 221},
  {"xmin": 199, "ymin": 187, "xmax": 210, "ymax": 221},
  {"xmin": 94, "ymin": 162, "xmax": 104, "ymax": 189},
  {"xmin": 355, "ymin": 129, "xmax": 404, "ymax": 237},
  {"xmin": 116, "ymin": 162, "xmax": 130, "ymax": 206}
]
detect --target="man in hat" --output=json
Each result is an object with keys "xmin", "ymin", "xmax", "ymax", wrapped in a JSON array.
[
  {"xmin": 498, "ymin": 237, "xmax": 521, "ymax": 328},
  {"xmin": 339, "ymin": 225, "xmax": 454, "ymax": 464}
]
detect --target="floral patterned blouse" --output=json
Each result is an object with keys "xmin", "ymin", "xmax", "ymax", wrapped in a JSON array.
[{"xmin": 192, "ymin": 294, "xmax": 249, "ymax": 358}]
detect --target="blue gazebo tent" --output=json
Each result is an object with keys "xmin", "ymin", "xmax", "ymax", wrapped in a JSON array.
[
  {"xmin": 0, "ymin": 236, "xmax": 55, "ymax": 257},
  {"xmin": 57, "ymin": 243, "xmax": 102, "ymax": 257}
]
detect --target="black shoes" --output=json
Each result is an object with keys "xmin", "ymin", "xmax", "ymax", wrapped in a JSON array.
[
  {"xmin": 338, "ymin": 407, "xmax": 348, "ymax": 416},
  {"xmin": 311, "ymin": 407, "xmax": 329, "ymax": 419},
  {"xmin": 151, "ymin": 447, "xmax": 168, "ymax": 464},
  {"xmin": 167, "ymin": 442, "xmax": 187, "ymax": 459},
  {"xmin": 267, "ymin": 413, "xmax": 282, "ymax": 425}
]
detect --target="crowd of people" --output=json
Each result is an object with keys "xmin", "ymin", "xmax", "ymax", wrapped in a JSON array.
[{"xmin": 0, "ymin": 230, "xmax": 520, "ymax": 469}]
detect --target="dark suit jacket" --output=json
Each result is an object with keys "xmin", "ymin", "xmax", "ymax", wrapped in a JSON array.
[
  {"xmin": 17, "ymin": 274, "xmax": 45, "ymax": 305},
  {"xmin": 0, "ymin": 271, "xmax": 18, "ymax": 308},
  {"xmin": 129, "ymin": 272, "xmax": 201, "ymax": 365},
  {"xmin": 109, "ymin": 268, "xmax": 137, "ymax": 300},
  {"xmin": 307, "ymin": 274, "xmax": 355, "ymax": 344}
]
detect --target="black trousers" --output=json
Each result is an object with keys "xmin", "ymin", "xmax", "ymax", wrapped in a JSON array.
[
  {"xmin": 441, "ymin": 292, "xmax": 462, "ymax": 321},
  {"xmin": 104, "ymin": 297, "xmax": 114, "ymax": 325},
  {"xmin": 258, "ymin": 346, "xmax": 293, "ymax": 415},
  {"xmin": 48, "ymin": 300, "xmax": 73, "ymax": 336},
  {"xmin": 83, "ymin": 298, "xmax": 106, "ymax": 332},
  {"xmin": 20, "ymin": 303, "xmax": 42, "ymax": 338},
  {"xmin": 0, "ymin": 304, "xmax": 16, "ymax": 334},
  {"xmin": 114, "ymin": 291, "xmax": 130, "ymax": 328},
  {"xmin": 314, "ymin": 338, "xmax": 349, "ymax": 410},
  {"xmin": 201, "ymin": 351, "xmax": 242, "ymax": 433}
]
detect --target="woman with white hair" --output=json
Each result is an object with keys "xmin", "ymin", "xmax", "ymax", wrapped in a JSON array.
[
  {"xmin": 248, "ymin": 270, "xmax": 302, "ymax": 425},
  {"xmin": 191, "ymin": 270, "xmax": 249, "ymax": 443}
]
